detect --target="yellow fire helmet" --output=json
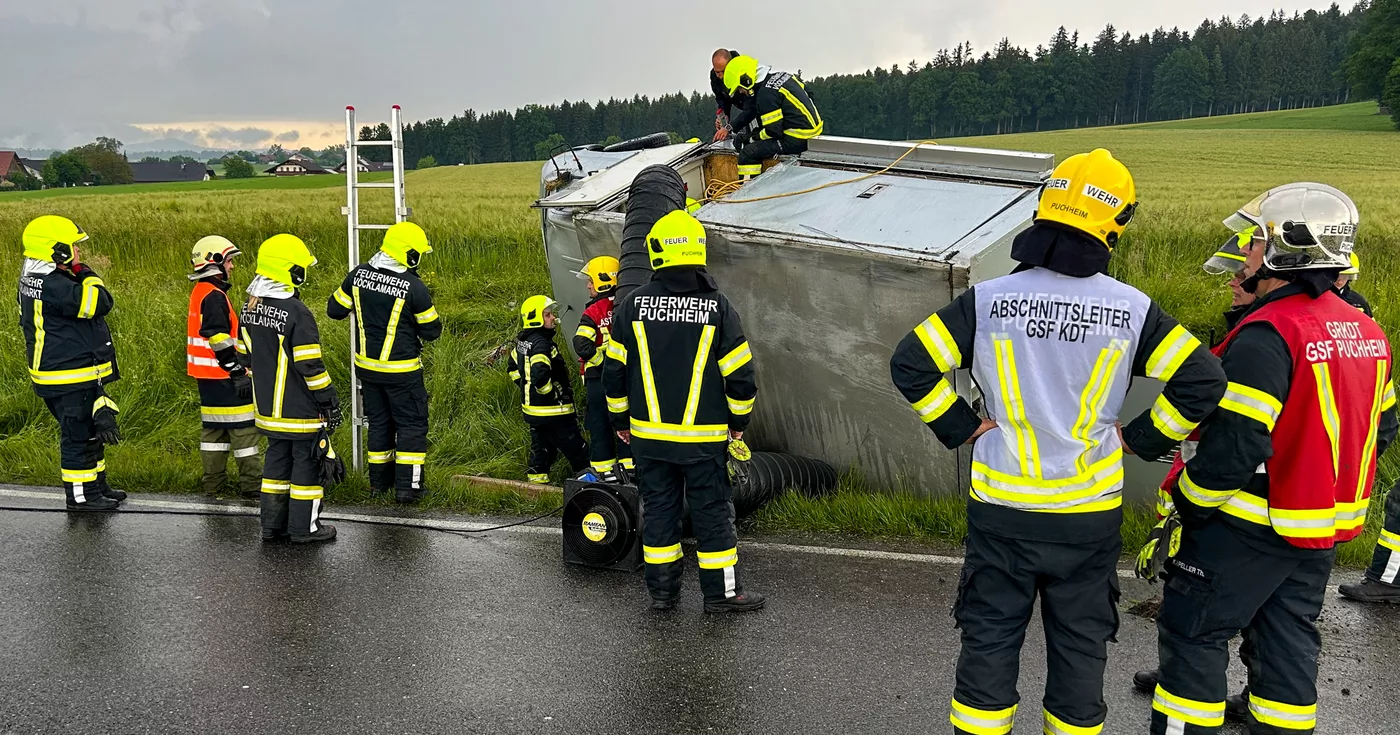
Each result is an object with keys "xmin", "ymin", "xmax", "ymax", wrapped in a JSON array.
[
  {"xmin": 22, "ymin": 214, "xmax": 88, "ymax": 264},
  {"xmin": 1035, "ymin": 149, "xmax": 1138, "ymax": 249},
  {"xmin": 256, "ymin": 234, "xmax": 317, "ymax": 287},
  {"xmin": 647, "ymin": 210, "xmax": 707, "ymax": 270},
  {"xmin": 381, "ymin": 221, "xmax": 433, "ymax": 268},
  {"xmin": 686, "ymin": 197, "xmax": 702, "ymax": 215},
  {"xmin": 575, "ymin": 256, "xmax": 620, "ymax": 293},
  {"xmin": 1341, "ymin": 252, "xmax": 1360, "ymax": 279},
  {"xmin": 191, "ymin": 235, "xmax": 241, "ymax": 273},
  {"xmin": 723, "ymin": 54, "xmax": 761, "ymax": 95},
  {"xmin": 520, "ymin": 294, "xmax": 558, "ymax": 329}
]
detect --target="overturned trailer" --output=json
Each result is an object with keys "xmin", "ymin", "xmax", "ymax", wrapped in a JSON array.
[{"xmin": 535, "ymin": 137, "xmax": 1169, "ymax": 502}]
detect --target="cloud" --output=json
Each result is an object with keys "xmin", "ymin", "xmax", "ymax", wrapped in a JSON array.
[{"xmin": 276, "ymin": 130, "xmax": 301, "ymax": 143}]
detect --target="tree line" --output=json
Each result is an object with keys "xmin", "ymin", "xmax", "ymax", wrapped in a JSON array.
[{"xmin": 399, "ymin": 2, "xmax": 1400, "ymax": 167}]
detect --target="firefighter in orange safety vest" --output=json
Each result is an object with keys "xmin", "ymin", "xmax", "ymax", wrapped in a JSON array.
[{"xmin": 572, "ymin": 256, "xmax": 632, "ymax": 482}]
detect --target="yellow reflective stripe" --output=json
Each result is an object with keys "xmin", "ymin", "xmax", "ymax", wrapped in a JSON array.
[
  {"xmin": 201, "ymin": 405, "xmax": 255, "ymax": 423},
  {"xmin": 272, "ymin": 334, "xmax": 288, "ymax": 418},
  {"xmin": 682, "ymin": 325, "xmax": 715, "ymax": 426},
  {"xmin": 1335, "ymin": 499, "xmax": 1369, "ymax": 532},
  {"xmin": 635, "ymin": 322, "xmax": 662, "ymax": 422},
  {"xmin": 630, "ymin": 418, "xmax": 728, "ymax": 443},
  {"xmin": 1072, "ymin": 340, "xmax": 1127, "ymax": 473},
  {"xmin": 379, "ymin": 298, "xmax": 406, "ymax": 361},
  {"xmin": 607, "ymin": 395, "xmax": 630, "ymax": 413},
  {"xmin": 62, "ymin": 467, "xmax": 100, "ymax": 483},
  {"xmin": 352, "ymin": 286, "xmax": 367, "ymax": 358},
  {"xmin": 528, "ymin": 354, "xmax": 552, "ymax": 367},
  {"xmin": 1380, "ymin": 529, "xmax": 1400, "ymax": 553},
  {"xmin": 760, "ymin": 109, "xmax": 784, "ymax": 125},
  {"xmin": 727, "ymin": 395, "xmax": 755, "ymax": 416},
  {"xmin": 31, "ymin": 308, "xmax": 45, "ymax": 372},
  {"xmin": 1218, "ymin": 490, "xmax": 1270, "ymax": 526},
  {"xmin": 1156, "ymin": 486, "xmax": 1175, "ymax": 519},
  {"xmin": 256, "ymin": 415, "xmax": 323, "ymax": 433},
  {"xmin": 737, "ymin": 164, "xmax": 762, "ymax": 176},
  {"xmin": 1247, "ymin": 694, "xmax": 1316, "ymax": 730},
  {"xmin": 523, "ymin": 404, "xmax": 574, "ymax": 417},
  {"xmin": 397, "ymin": 451, "xmax": 426, "ymax": 466},
  {"xmin": 643, "ymin": 543, "xmax": 683, "ymax": 564},
  {"xmin": 1313, "ymin": 363, "xmax": 1342, "ymax": 479},
  {"xmin": 1153, "ymin": 686, "xmax": 1225, "ymax": 728},
  {"xmin": 757, "ymin": 128, "xmax": 772, "ymax": 142},
  {"xmin": 333, "ymin": 288, "xmax": 353, "ymax": 308},
  {"xmin": 1219, "ymin": 381, "xmax": 1283, "ymax": 431},
  {"xmin": 1212, "ymin": 250, "xmax": 1247, "ymax": 262},
  {"xmin": 994, "ymin": 336, "xmax": 1041, "ymax": 478},
  {"xmin": 718, "ymin": 341, "xmax": 752, "ymax": 377},
  {"xmin": 507, "ymin": 370, "xmax": 521, "ymax": 381},
  {"xmin": 1356, "ymin": 360, "xmax": 1387, "ymax": 504},
  {"xmin": 1150, "ymin": 393, "xmax": 1197, "ymax": 442},
  {"xmin": 208, "ymin": 332, "xmax": 234, "ymax": 350},
  {"xmin": 92, "ymin": 396, "xmax": 119, "ymax": 414},
  {"xmin": 29, "ymin": 362, "xmax": 115, "ymax": 386},
  {"xmin": 289, "ymin": 484, "xmax": 324, "ymax": 500},
  {"xmin": 605, "ymin": 340, "xmax": 628, "ymax": 364},
  {"xmin": 367, "ymin": 450, "xmax": 396, "ymax": 464},
  {"xmin": 1044, "ymin": 710, "xmax": 1102, "ymax": 735},
  {"xmin": 305, "ymin": 371, "xmax": 331, "ymax": 390},
  {"xmin": 778, "ymin": 87, "xmax": 822, "ymax": 137},
  {"xmin": 527, "ymin": 474, "xmax": 551, "ymax": 483},
  {"xmin": 1178, "ymin": 468, "xmax": 1236, "ymax": 509},
  {"xmin": 950, "ymin": 698, "xmax": 1015, "ymax": 735},
  {"xmin": 353, "ymin": 354, "xmax": 423, "ymax": 373},
  {"xmin": 911, "ymin": 378, "xmax": 958, "ymax": 424},
  {"xmin": 292, "ymin": 344, "xmax": 322, "ymax": 362},
  {"xmin": 575, "ymin": 324, "xmax": 597, "ymax": 341},
  {"xmin": 77, "ymin": 276, "xmax": 103, "ymax": 319},
  {"xmin": 414, "ymin": 306, "xmax": 439, "ymax": 324},
  {"xmin": 970, "ymin": 451, "xmax": 1123, "ymax": 513},
  {"xmin": 260, "ymin": 479, "xmax": 291, "ymax": 494},
  {"xmin": 591, "ymin": 460, "xmax": 615, "ymax": 470},
  {"xmin": 585, "ymin": 350, "xmax": 605, "ymax": 369},
  {"xmin": 1145, "ymin": 325, "xmax": 1201, "ymax": 381},
  {"xmin": 697, "ymin": 547, "xmax": 738, "ymax": 569},
  {"xmin": 914, "ymin": 315, "xmax": 961, "ymax": 372},
  {"xmin": 1383, "ymin": 380, "xmax": 1396, "ymax": 411}
]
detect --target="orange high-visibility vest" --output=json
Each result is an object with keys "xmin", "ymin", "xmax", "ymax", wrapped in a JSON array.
[{"xmin": 187, "ymin": 281, "xmax": 237, "ymax": 379}]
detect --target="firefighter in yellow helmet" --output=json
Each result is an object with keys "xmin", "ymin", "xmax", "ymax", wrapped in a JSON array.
[
  {"xmin": 327, "ymin": 221, "xmax": 442, "ymax": 503},
  {"xmin": 723, "ymin": 54, "xmax": 823, "ymax": 179},
  {"xmin": 18, "ymin": 215, "xmax": 126, "ymax": 510},
  {"xmin": 187, "ymin": 235, "xmax": 261, "ymax": 498},
  {"xmin": 889, "ymin": 149, "xmax": 1226, "ymax": 734},
  {"xmin": 510, "ymin": 294, "xmax": 590, "ymax": 482},
  {"xmin": 1332, "ymin": 252, "xmax": 1371, "ymax": 315},
  {"xmin": 242, "ymin": 234, "xmax": 340, "ymax": 543},
  {"xmin": 572, "ymin": 256, "xmax": 632, "ymax": 481},
  {"xmin": 603, "ymin": 211, "xmax": 764, "ymax": 613}
]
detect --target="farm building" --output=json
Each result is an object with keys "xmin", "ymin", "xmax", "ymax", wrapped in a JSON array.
[
  {"xmin": 129, "ymin": 161, "xmax": 212, "ymax": 184},
  {"xmin": 265, "ymin": 153, "xmax": 331, "ymax": 176},
  {"xmin": 0, "ymin": 151, "xmax": 34, "ymax": 183},
  {"xmin": 333, "ymin": 156, "xmax": 393, "ymax": 174}
]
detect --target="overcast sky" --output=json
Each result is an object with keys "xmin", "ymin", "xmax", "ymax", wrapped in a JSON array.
[{"xmin": 0, "ymin": 0, "xmax": 1347, "ymax": 151}]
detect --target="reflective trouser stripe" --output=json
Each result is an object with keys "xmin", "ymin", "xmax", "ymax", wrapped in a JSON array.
[
  {"xmin": 696, "ymin": 547, "xmax": 737, "ymax": 569},
  {"xmin": 1152, "ymin": 685, "xmax": 1224, "ymax": 728},
  {"xmin": 232, "ymin": 446, "xmax": 259, "ymax": 458},
  {"xmin": 523, "ymin": 404, "xmax": 574, "ymax": 417},
  {"xmin": 261, "ymin": 479, "xmax": 290, "ymax": 495},
  {"xmin": 737, "ymin": 164, "xmax": 762, "ymax": 176},
  {"xmin": 62, "ymin": 468, "xmax": 99, "ymax": 483},
  {"xmin": 591, "ymin": 460, "xmax": 615, "ymax": 470},
  {"xmin": 643, "ymin": 543, "xmax": 683, "ymax": 564},
  {"xmin": 527, "ymin": 474, "xmax": 550, "ymax": 483},
  {"xmin": 1247, "ymin": 694, "xmax": 1315, "ymax": 731},
  {"xmin": 290, "ymin": 484, "xmax": 324, "ymax": 500},
  {"xmin": 397, "ymin": 451, "xmax": 425, "ymax": 466},
  {"xmin": 368, "ymin": 450, "xmax": 396, "ymax": 464},
  {"xmin": 950, "ymin": 698, "xmax": 1015, "ymax": 735},
  {"xmin": 1379, "ymin": 530, "xmax": 1400, "ymax": 584},
  {"xmin": 200, "ymin": 442, "xmax": 233, "ymax": 452},
  {"xmin": 1043, "ymin": 709, "xmax": 1103, "ymax": 735}
]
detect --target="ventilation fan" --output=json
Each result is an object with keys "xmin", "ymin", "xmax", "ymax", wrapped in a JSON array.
[{"xmin": 562, "ymin": 479, "xmax": 642, "ymax": 571}]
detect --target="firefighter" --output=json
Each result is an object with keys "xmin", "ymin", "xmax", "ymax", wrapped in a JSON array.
[
  {"xmin": 572, "ymin": 256, "xmax": 632, "ymax": 481},
  {"xmin": 603, "ymin": 211, "xmax": 765, "ymax": 614},
  {"xmin": 1334, "ymin": 253, "xmax": 1372, "ymax": 315},
  {"xmin": 327, "ymin": 221, "xmax": 441, "ymax": 503},
  {"xmin": 722, "ymin": 55, "xmax": 823, "ymax": 179},
  {"xmin": 18, "ymin": 215, "xmax": 125, "ymax": 511},
  {"xmin": 889, "ymin": 150, "xmax": 1227, "ymax": 735},
  {"xmin": 710, "ymin": 48, "xmax": 746, "ymax": 143},
  {"xmin": 1152, "ymin": 183, "xmax": 1397, "ymax": 735},
  {"xmin": 1342, "ymin": 478, "xmax": 1400, "ymax": 603},
  {"xmin": 187, "ymin": 235, "xmax": 261, "ymax": 498},
  {"xmin": 510, "ymin": 295, "xmax": 589, "ymax": 483},
  {"xmin": 242, "ymin": 234, "xmax": 341, "ymax": 543}
]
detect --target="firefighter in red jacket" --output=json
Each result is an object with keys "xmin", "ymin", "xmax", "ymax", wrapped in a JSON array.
[
  {"xmin": 1152, "ymin": 183, "xmax": 1398, "ymax": 735},
  {"xmin": 572, "ymin": 256, "xmax": 632, "ymax": 481},
  {"xmin": 187, "ymin": 236, "xmax": 261, "ymax": 497}
]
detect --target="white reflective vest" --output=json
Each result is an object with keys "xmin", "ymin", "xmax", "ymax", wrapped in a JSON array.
[{"xmin": 969, "ymin": 268, "xmax": 1153, "ymax": 514}]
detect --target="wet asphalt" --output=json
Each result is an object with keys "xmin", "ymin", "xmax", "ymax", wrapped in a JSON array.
[{"xmin": 0, "ymin": 486, "xmax": 1397, "ymax": 734}]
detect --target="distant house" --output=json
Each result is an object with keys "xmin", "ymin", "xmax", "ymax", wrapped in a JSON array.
[
  {"xmin": 266, "ymin": 153, "xmax": 331, "ymax": 176},
  {"xmin": 0, "ymin": 151, "xmax": 30, "ymax": 183},
  {"xmin": 333, "ymin": 156, "xmax": 394, "ymax": 174},
  {"xmin": 129, "ymin": 162, "xmax": 213, "ymax": 184},
  {"xmin": 19, "ymin": 158, "xmax": 45, "ymax": 181}
]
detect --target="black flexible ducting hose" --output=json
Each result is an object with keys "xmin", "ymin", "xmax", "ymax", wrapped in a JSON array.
[
  {"xmin": 615, "ymin": 165, "xmax": 686, "ymax": 303},
  {"xmin": 733, "ymin": 452, "xmax": 839, "ymax": 517},
  {"xmin": 602, "ymin": 132, "xmax": 674, "ymax": 153}
]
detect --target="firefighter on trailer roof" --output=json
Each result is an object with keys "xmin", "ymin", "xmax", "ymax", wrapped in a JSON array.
[
  {"xmin": 723, "ymin": 54, "xmax": 823, "ymax": 180},
  {"xmin": 510, "ymin": 295, "xmax": 590, "ymax": 483},
  {"xmin": 243, "ymin": 234, "xmax": 341, "ymax": 544},
  {"xmin": 572, "ymin": 256, "xmax": 632, "ymax": 482},
  {"xmin": 18, "ymin": 215, "xmax": 126, "ymax": 511},
  {"xmin": 327, "ymin": 221, "xmax": 441, "ymax": 504},
  {"xmin": 889, "ymin": 149, "xmax": 1226, "ymax": 735},
  {"xmin": 603, "ymin": 211, "xmax": 764, "ymax": 614},
  {"xmin": 187, "ymin": 236, "xmax": 262, "ymax": 498},
  {"xmin": 1151, "ymin": 183, "xmax": 1397, "ymax": 735}
]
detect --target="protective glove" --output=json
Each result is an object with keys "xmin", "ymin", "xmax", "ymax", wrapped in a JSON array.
[
  {"xmin": 1135, "ymin": 511, "xmax": 1183, "ymax": 581},
  {"xmin": 733, "ymin": 131, "xmax": 751, "ymax": 148},
  {"xmin": 316, "ymin": 388, "xmax": 343, "ymax": 434},
  {"xmin": 92, "ymin": 390, "xmax": 122, "ymax": 445},
  {"xmin": 231, "ymin": 374, "xmax": 253, "ymax": 401}
]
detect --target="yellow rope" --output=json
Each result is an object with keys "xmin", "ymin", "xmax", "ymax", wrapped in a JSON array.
[{"xmin": 705, "ymin": 140, "xmax": 937, "ymax": 205}]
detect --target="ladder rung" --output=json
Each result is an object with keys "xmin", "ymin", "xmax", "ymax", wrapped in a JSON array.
[
  {"xmin": 356, "ymin": 224, "xmax": 392, "ymax": 230},
  {"xmin": 355, "ymin": 140, "xmax": 393, "ymax": 147},
  {"xmin": 355, "ymin": 182, "xmax": 395, "ymax": 189}
]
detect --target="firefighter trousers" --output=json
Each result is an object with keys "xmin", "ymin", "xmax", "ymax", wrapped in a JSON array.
[
  {"xmin": 43, "ymin": 387, "xmax": 107, "ymax": 506},
  {"xmin": 1153, "ymin": 517, "xmax": 1332, "ymax": 735},
  {"xmin": 260, "ymin": 438, "xmax": 325, "ymax": 539},
  {"xmin": 950, "ymin": 525, "xmax": 1121, "ymax": 735},
  {"xmin": 635, "ymin": 453, "xmax": 742, "ymax": 604},
  {"xmin": 361, "ymin": 376, "xmax": 429, "ymax": 492},
  {"xmin": 584, "ymin": 377, "xmax": 631, "ymax": 472},
  {"xmin": 526, "ymin": 415, "xmax": 589, "ymax": 483},
  {"xmin": 737, "ymin": 137, "xmax": 807, "ymax": 175},
  {"xmin": 200, "ymin": 425, "xmax": 262, "ymax": 496},
  {"xmin": 1365, "ymin": 482, "xmax": 1400, "ymax": 586}
]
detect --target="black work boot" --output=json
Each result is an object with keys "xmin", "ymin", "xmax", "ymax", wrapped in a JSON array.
[
  {"xmin": 67, "ymin": 495, "xmax": 120, "ymax": 512},
  {"xmin": 290, "ymin": 524, "xmax": 338, "ymax": 544},
  {"xmin": 1132, "ymin": 669, "xmax": 1160, "ymax": 694},
  {"xmin": 369, "ymin": 486, "xmax": 391, "ymax": 498},
  {"xmin": 650, "ymin": 597, "xmax": 678, "ymax": 611},
  {"xmin": 704, "ymin": 591, "xmax": 766, "ymax": 614},
  {"xmin": 99, "ymin": 483, "xmax": 127, "ymax": 502},
  {"xmin": 260, "ymin": 492, "xmax": 290, "ymax": 542},
  {"xmin": 394, "ymin": 489, "xmax": 418, "ymax": 504},
  {"xmin": 1225, "ymin": 688, "xmax": 1249, "ymax": 721},
  {"xmin": 1339, "ymin": 578, "xmax": 1400, "ymax": 603}
]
